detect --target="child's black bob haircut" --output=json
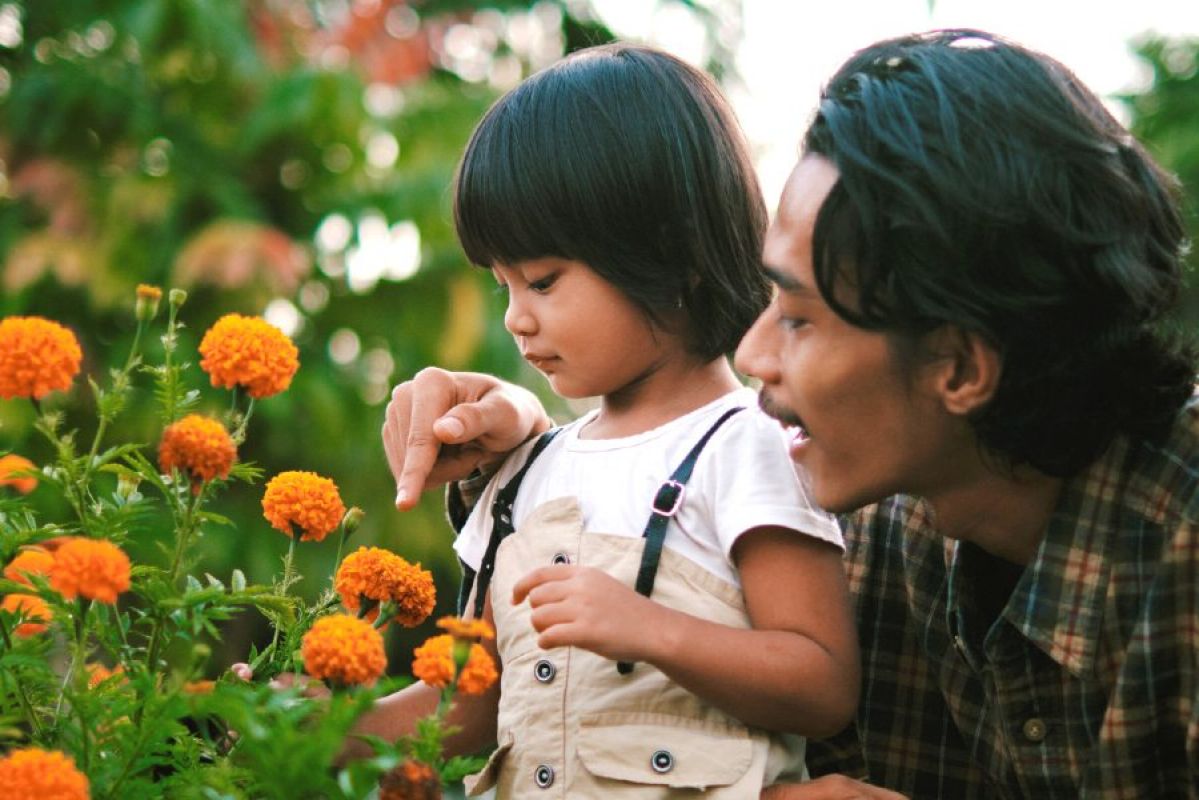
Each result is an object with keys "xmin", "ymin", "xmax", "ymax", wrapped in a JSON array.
[
  {"xmin": 454, "ymin": 43, "xmax": 769, "ymax": 361},
  {"xmin": 804, "ymin": 28, "xmax": 1196, "ymax": 477}
]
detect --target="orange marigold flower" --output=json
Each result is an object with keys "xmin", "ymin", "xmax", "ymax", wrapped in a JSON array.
[
  {"xmin": 3, "ymin": 547, "xmax": 54, "ymax": 586},
  {"xmin": 379, "ymin": 760, "xmax": 442, "ymax": 800},
  {"xmin": 182, "ymin": 679, "xmax": 216, "ymax": 694},
  {"xmin": 0, "ymin": 316, "xmax": 82, "ymax": 400},
  {"xmin": 1, "ymin": 593, "xmax": 51, "ymax": 636},
  {"xmin": 86, "ymin": 663, "xmax": 125, "ymax": 688},
  {"xmin": 335, "ymin": 547, "xmax": 435, "ymax": 628},
  {"xmin": 135, "ymin": 284, "xmax": 162, "ymax": 301},
  {"xmin": 0, "ymin": 747, "xmax": 89, "ymax": 800},
  {"xmin": 158, "ymin": 414, "xmax": 237, "ymax": 486},
  {"xmin": 198, "ymin": 313, "xmax": 299, "ymax": 399},
  {"xmin": 456, "ymin": 643, "xmax": 499, "ymax": 696},
  {"xmin": 301, "ymin": 613, "xmax": 387, "ymax": 686},
  {"xmin": 49, "ymin": 537, "xmax": 131, "ymax": 604},
  {"xmin": 0, "ymin": 454, "xmax": 38, "ymax": 494},
  {"xmin": 135, "ymin": 284, "xmax": 162, "ymax": 322},
  {"xmin": 436, "ymin": 616, "xmax": 494, "ymax": 641},
  {"xmin": 262, "ymin": 471, "xmax": 345, "ymax": 542},
  {"xmin": 411, "ymin": 634, "xmax": 497, "ymax": 696}
]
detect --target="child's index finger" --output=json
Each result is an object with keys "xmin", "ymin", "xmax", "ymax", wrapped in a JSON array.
[{"xmin": 511, "ymin": 564, "xmax": 572, "ymax": 605}]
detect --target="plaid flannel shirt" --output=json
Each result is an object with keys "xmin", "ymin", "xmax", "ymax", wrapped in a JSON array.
[{"xmin": 807, "ymin": 392, "xmax": 1199, "ymax": 798}]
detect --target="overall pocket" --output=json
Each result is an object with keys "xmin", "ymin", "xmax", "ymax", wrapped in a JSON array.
[
  {"xmin": 463, "ymin": 731, "xmax": 514, "ymax": 797},
  {"xmin": 575, "ymin": 712, "xmax": 755, "ymax": 790}
]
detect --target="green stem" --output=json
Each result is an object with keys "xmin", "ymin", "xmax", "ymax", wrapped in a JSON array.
[
  {"xmin": 55, "ymin": 599, "xmax": 90, "ymax": 718},
  {"xmin": 267, "ymin": 536, "xmax": 299, "ymax": 658},
  {"xmin": 0, "ymin": 617, "xmax": 45, "ymax": 739},
  {"xmin": 168, "ymin": 483, "xmax": 206, "ymax": 586},
  {"xmin": 231, "ymin": 396, "xmax": 255, "ymax": 445},
  {"xmin": 163, "ymin": 301, "xmax": 180, "ymax": 423},
  {"xmin": 330, "ymin": 523, "xmax": 348, "ymax": 585},
  {"xmin": 85, "ymin": 320, "xmax": 145, "ymax": 472}
]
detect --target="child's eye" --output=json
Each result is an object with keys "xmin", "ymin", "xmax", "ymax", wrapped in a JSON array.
[{"xmin": 528, "ymin": 274, "xmax": 558, "ymax": 293}]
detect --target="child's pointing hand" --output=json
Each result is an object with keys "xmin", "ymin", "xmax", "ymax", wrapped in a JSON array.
[{"xmin": 512, "ymin": 565, "xmax": 662, "ymax": 663}]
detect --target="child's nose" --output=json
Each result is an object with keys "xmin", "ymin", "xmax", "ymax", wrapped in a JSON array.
[{"xmin": 503, "ymin": 296, "xmax": 537, "ymax": 337}]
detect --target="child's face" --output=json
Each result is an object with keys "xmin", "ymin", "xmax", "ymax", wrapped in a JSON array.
[{"xmin": 493, "ymin": 258, "xmax": 684, "ymax": 400}]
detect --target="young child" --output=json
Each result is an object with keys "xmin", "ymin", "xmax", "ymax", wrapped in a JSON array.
[{"xmin": 367, "ymin": 43, "xmax": 858, "ymax": 796}]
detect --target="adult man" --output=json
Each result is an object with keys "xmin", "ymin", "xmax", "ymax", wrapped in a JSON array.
[{"xmin": 383, "ymin": 30, "xmax": 1198, "ymax": 798}]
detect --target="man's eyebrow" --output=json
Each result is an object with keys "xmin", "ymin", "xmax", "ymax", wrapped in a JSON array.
[{"xmin": 763, "ymin": 265, "xmax": 808, "ymax": 293}]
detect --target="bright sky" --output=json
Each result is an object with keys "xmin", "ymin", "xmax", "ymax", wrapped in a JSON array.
[{"xmin": 596, "ymin": 0, "xmax": 1199, "ymax": 210}]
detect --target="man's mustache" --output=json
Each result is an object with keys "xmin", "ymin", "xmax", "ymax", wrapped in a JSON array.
[{"xmin": 757, "ymin": 391, "xmax": 803, "ymax": 429}]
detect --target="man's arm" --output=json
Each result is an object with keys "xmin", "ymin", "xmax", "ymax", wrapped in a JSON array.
[{"xmin": 382, "ymin": 368, "xmax": 552, "ymax": 509}]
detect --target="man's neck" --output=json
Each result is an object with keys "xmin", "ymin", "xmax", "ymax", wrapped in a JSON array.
[{"xmin": 925, "ymin": 462, "xmax": 1064, "ymax": 565}]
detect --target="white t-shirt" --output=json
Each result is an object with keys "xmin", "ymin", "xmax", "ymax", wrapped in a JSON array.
[{"xmin": 454, "ymin": 388, "xmax": 842, "ymax": 587}]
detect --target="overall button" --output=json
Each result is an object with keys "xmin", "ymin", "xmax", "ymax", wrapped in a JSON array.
[
  {"xmin": 1022, "ymin": 717, "xmax": 1047, "ymax": 743},
  {"xmin": 534, "ymin": 764, "xmax": 555, "ymax": 788},
  {"xmin": 650, "ymin": 750, "xmax": 674, "ymax": 773},
  {"xmin": 551, "ymin": 552, "xmax": 570, "ymax": 565},
  {"xmin": 534, "ymin": 659, "xmax": 556, "ymax": 683}
]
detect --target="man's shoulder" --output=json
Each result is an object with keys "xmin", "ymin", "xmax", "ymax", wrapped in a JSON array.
[{"xmin": 1118, "ymin": 388, "xmax": 1199, "ymax": 528}]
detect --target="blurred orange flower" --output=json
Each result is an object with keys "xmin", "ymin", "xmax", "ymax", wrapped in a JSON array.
[
  {"xmin": 335, "ymin": 546, "xmax": 435, "ymax": 627},
  {"xmin": 0, "ymin": 747, "xmax": 89, "ymax": 800},
  {"xmin": 301, "ymin": 613, "xmax": 387, "ymax": 686},
  {"xmin": 183, "ymin": 679, "xmax": 216, "ymax": 695},
  {"xmin": 87, "ymin": 663, "xmax": 126, "ymax": 688},
  {"xmin": 262, "ymin": 471, "xmax": 345, "ymax": 542},
  {"xmin": 0, "ymin": 316, "xmax": 82, "ymax": 400},
  {"xmin": 435, "ymin": 616, "xmax": 494, "ymax": 641},
  {"xmin": 0, "ymin": 593, "xmax": 51, "ymax": 637},
  {"xmin": 0, "ymin": 454, "xmax": 38, "ymax": 494},
  {"xmin": 3, "ymin": 547, "xmax": 54, "ymax": 586},
  {"xmin": 411, "ymin": 634, "xmax": 497, "ymax": 696},
  {"xmin": 158, "ymin": 414, "xmax": 237, "ymax": 486},
  {"xmin": 199, "ymin": 313, "xmax": 299, "ymax": 399},
  {"xmin": 135, "ymin": 283, "xmax": 162, "ymax": 322},
  {"xmin": 379, "ymin": 759, "xmax": 442, "ymax": 800},
  {"xmin": 49, "ymin": 537, "xmax": 131, "ymax": 604}
]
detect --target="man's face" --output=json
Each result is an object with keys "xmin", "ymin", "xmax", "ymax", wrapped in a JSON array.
[{"xmin": 734, "ymin": 155, "xmax": 958, "ymax": 513}]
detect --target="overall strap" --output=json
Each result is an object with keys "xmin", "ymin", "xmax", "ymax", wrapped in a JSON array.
[
  {"xmin": 617, "ymin": 405, "xmax": 744, "ymax": 674},
  {"xmin": 466, "ymin": 428, "xmax": 562, "ymax": 620}
]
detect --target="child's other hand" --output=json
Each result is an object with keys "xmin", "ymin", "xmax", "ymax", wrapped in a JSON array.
[
  {"xmin": 227, "ymin": 662, "xmax": 331, "ymax": 699},
  {"xmin": 512, "ymin": 565, "xmax": 659, "ymax": 662}
]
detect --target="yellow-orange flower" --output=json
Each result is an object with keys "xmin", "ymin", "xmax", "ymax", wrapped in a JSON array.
[
  {"xmin": 135, "ymin": 284, "xmax": 162, "ymax": 301},
  {"xmin": 0, "ymin": 747, "xmax": 89, "ymax": 800},
  {"xmin": 436, "ymin": 616, "xmax": 494, "ymax": 641},
  {"xmin": 262, "ymin": 471, "xmax": 345, "ymax": 542},
  {"xmin": 1, "ymin": 593, "xmax": 51, "ymax": 636},
  {"xmin": 135, "ymin": 284, "xmax": 162, "ymax": 322},
  {"xmin": 0, "ymin": 454, "xmax": 38, "ymax": 494},
  {"xmin": 379, "ymin": 760, "xmax": 442, "ymax": 800},
  {"xmin": 411, "ymin": 634, "xmax": 497, "ymax": 696},
  {"xmin": 335, "ymin": 547, "xmax": 436, "ymax": 627},
  {"xmin": 3, "ymin": 547, "xmax": 54, "ymax": 586},
  {"xmin": 158, "ymin": 414, "xmax": 237, "ymax": 486},
  {"xmin": 49, "ymin": 537, "xmax": 131, "ymax": 604},
  {"xmin": 182, "ymin": 679, "xmax": 216, "ymax": 695},
  {"xmin": 301, "ymin": 613, "xmax": 386, "ymax": 686},
  {"xmin": 87, "ymin": 663, "xmax": 125, "ymax": 688},
  {"xmin": 0, "ymin": 316, "xmax": 83, "ymax": 400},
  {"xmin": 199, "ymin": 313, "xmax": 299, "ymax": 399}
]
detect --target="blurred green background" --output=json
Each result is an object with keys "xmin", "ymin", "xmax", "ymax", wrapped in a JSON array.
[{"xmin": 0, "ymin": 0, "xmax": 1195, "ymax": 673}]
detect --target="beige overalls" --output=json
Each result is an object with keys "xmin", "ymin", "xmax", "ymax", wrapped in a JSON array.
[{"xmin": 463, "ymin": 420, "xmax": 806, "ymax": 798}]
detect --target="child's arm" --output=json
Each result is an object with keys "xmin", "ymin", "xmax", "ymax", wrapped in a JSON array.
[{"xmin": 511, "ymin": 526, "xmax": 858, "ymax": 738}]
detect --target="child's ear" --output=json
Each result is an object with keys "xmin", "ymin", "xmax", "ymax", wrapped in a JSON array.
[{"xmin": 925, "ymin": 326, "xmax": 1002, "ymax": 416}]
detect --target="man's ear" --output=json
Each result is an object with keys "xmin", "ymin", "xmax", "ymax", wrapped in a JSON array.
[{"xmin": 926, "ymin": 326, "xmax": 1001, "ymax": 416}]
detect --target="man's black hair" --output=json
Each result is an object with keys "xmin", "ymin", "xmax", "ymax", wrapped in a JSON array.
[
  {"xmin": 454, "ymin": 42, "xmax": 769, "ymax": 360},
  {"xmin": 805, "ymin": 28, "xmax": 1197, "ymax": 476}
]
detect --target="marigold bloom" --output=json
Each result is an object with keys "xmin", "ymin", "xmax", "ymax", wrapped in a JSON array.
[
  {"xmin": 1, "ymin": 593, "xmax": 51, "ymax": 636},
  {"xmin": 436, "ymin": 616, "xmax": 494, "ymax": 641},
  {"xmin": 3, "ymin": 547, "xmax": 54, "ymax": 586},
  {"xmin": 158, "ymin": 414, "xmax": 237, "ymax": 486},
  {"xmin": 198, "ymin": 313, "xmax": 299, "ymax": 399},
  {"xmin": 0, "ymin": 316, "xmax": 82, "ymax": 400},
  {"xmin": 301, "ymin": 613, "xmax": 387, "ymax": 686},
  {"xmin": 379, "ymin": 760, "xmax": 442, "ymax": 800},
  {"xmin": 0, "ymin": 747, "xmax": 89, "ymax": 800},
  {"xmin": 182, "ymin": 679, "xmax": 216, "ymax": 694},
  {"xmin": 262, "ymin": 471, "xmax": 346, "ymax": 542},
  {"xmin": 411, "ymin": 634, "xmax": 497, "ymax": 696},
  {"xmin": 0, "ymin": 454, "xmax": 38, "ymax": 494},
  {"xmin": 49, "ymin": 537, "xmax": 131, "ymax": 604},
  {"xmin": 87, "ymin": 662, "xmax": 125, "ymax": 688},
  {"xmin": 135, "ymin": 284, "xmax": 162, "ymax": 322},
  {"xmin": 335, "ymin": 546, "xmax": 436, "ymax": 627}
]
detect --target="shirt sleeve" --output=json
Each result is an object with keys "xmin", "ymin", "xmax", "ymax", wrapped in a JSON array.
[
  {"xmin": 451, "ymin": 437, "xmax": 543, "ymax": 571},
  {"xmin": 700, "ymin": 406, "xmax": 843, "ymax": 559}
]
